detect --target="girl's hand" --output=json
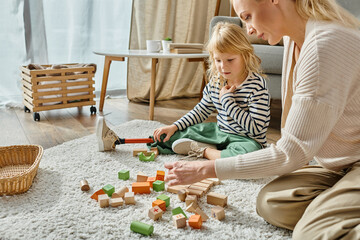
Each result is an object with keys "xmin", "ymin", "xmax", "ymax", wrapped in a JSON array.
[
  {"xmin": 153, "ymin": 124, "xmax": 178, "ymax": 142},
  {"xmin": 219, "ymin": 85, "xmax": 236, "ymax": 100},
  {"xmin": 164, "ymin": 160, "xmax": 217, "ymax": 186}
]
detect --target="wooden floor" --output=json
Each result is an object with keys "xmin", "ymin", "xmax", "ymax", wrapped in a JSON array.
[{"xmin": 0, "ymin": 97, "xmax": 280, "ymax": 149}]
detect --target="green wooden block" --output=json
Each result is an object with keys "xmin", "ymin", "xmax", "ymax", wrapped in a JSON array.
[
  {"xmin": 118, "ymin": 170, "xmax": 130, "ymax": 180},
  {"xmin": 157, "ymin": 194, "xmax": 170, "ymax": 207},
  {"xmin": 130, "ymin": 221, "xmax": 154, "ymax": 236},
  {"xmin": 172, "ymin": 206, "xmax": 187, "ymax": 219},
  {"xmin": 152, "ymin": 180, "xmax": 164, "ymax": 192},
  {"xmin": 102, "ymin": 184, "xmax": 115, "ymax": 197},
  {"xmin": 138, "ymin": 152, "xmax": 155, "ymax": 162}
]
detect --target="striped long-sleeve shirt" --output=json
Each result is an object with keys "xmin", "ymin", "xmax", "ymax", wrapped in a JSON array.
[
  {"xmin": 215, "ymin": 20, "xmax": 360, "ymax": 180},
  {"xmin": 174, "ymin": 72, "xmax": 271, "ymax": 146}
]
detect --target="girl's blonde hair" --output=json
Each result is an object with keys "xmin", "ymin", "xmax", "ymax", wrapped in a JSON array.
[
  {"xmin": 206, "ymin": 22, "xmax": 263, "ymax": 85},
  {"xmin": 294, "ymin": 0, "xmax": 360, "ymax": 29}
]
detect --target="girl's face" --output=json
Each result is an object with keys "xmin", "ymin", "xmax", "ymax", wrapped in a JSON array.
[
  {"xmin": 233, "ymin": 0, "xmax": 284, "ymax": 45},
  {"xmin": 213, "ymin": 52, "xmax": 247, "ymax": 82}
]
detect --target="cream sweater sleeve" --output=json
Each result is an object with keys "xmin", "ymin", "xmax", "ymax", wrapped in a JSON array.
[{"xmin": 215, "ymin": 20, "xmax": 360, "ymax": 179}]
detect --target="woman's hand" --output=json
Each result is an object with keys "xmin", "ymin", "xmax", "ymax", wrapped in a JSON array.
[
  {"xmin": 219, "ymin": 85, "xmax": 236, "ymax": 100},
  {"xmin": 164, "ymin": 160, "xmax": 217, "ymax": 186},
  {"xmin": 153, "ymin": 124, "xmax": 178, "ymax": 142}
]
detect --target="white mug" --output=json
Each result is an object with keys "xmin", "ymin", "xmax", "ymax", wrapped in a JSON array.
[
  {"xmin": 162, "ymin": 40, "xmax": 172, "ymax": 53},
  {"xmin": 146, "ymin": 40, "xmax": 161, "ymax": 53}
]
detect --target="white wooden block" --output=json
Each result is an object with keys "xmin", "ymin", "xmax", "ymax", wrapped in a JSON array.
[
  {"xmin": 211, "ymin": 206, "xmax": 225, "ymax": 220},
  {"xmin": 98, "ymin": 194, "xmax": 110, "ymax": 208},
  {"xmin": 124, "ymin": 192, "xmax": 135, "ymax": 205},
  {"xmin": 110, "ymin": 197, "xmax": 123, "ymax": 207},
  {"xmin": 172, "ymin": 214, "xmax": 186, "ymax": 228}
]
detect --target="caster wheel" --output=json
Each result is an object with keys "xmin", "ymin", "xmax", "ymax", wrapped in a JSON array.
[
  {"xmin": 33, "ymin": 112, "xmax": 40, "ymax": 121},
  {"xmin": 24, "ymin": 106, "xmax": 30, "ymax": 113},
  {"xmin": 90, "ymin": 106, "xmax": 97, "ymax": 115}
]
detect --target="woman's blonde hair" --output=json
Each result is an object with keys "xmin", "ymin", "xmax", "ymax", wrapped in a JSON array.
[
  {"xmin": 294, "ymin": 0, "xmax": 360, "ymax": 29},
  {"xmin": 206, "ymin": 22, "xmax": 263, "ymax": 85}
]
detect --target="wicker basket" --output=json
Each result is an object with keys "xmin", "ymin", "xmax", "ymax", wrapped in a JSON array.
[{"xmin": 0, "ymin": 145, "xmax": 43, "ymax": 195}]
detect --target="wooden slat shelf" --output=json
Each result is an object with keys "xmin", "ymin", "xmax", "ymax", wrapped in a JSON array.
[{"xmin": 20, "ymin": 64, "xmax": 97, "ymax": 121}]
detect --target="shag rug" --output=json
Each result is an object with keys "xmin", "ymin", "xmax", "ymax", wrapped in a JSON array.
[{"xmin": 0, "ymin": 120, "xmax": 292, "ymax": 240}]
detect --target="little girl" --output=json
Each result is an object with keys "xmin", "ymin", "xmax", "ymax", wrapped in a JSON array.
[
  {"xmin": 96, "ymin": 22, "xmax": 270, "ymax": 160},
  {"xmin": 151, "ymin": 22, "xmax": 270, "ymax": 160}
]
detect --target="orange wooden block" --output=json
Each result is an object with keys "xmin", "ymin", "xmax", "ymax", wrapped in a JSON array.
[
  {"xmin": 132, "ymin": 182, "xmax": 151, "ymax": 194},
  {"xmin": 152, "ymin": 199, "xmax": 166, "ymax": 211},
  {"xmin": 188, "ymin": 214, "xmax": 202, "ymax": 229},
  {"xmin": 91, "ymin": 189, "xmax": 105, "ymax": 201},
  {"xmin": 147, "ymin": 177, "xmax": 156, "ymax": 188},
  {"xmin": 156, "ymin": 170, "xmax": 165, "ymax": 181}
]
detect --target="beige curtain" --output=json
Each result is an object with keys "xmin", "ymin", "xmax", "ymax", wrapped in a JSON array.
[{"xmin": 127, "ymin": 0, "xmax": 217, "ymax": 102}]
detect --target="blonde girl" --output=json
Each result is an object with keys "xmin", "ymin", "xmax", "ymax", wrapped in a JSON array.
[{"xmin": 152, "ymin": 22, "xmax": 270, "ymax": 160}]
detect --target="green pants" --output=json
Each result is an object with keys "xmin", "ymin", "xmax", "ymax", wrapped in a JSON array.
[{"xmin": 148, "ymin": 122, "xmax": 262, "ymax": 158}]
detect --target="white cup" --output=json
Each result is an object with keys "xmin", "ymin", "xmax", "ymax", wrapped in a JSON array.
[
  {"xmin": 162, "ymin": 40, "xmax": 172, "ymax": 53},
  {"xmin": 146, "ymin": 40, "xmax": 161, "ymax": 53}
]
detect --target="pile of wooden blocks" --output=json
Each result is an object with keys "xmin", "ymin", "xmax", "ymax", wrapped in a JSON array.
[{"xmin": 81, "ymin": 170, "xmax": 228, "ymax": 236}]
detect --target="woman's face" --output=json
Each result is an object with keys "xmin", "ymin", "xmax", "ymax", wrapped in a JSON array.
[{"xmin": 233, "ymin": 0, "xmax": 285, "ymax": 45}]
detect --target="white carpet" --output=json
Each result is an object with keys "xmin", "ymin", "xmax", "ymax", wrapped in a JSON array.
[{"xmin": 0, "ymin": 120, "xmax": 292, "ymax": 240}]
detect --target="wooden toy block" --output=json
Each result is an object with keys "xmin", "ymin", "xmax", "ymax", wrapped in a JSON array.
[
  {"xmin": 133, "ymin": 147, "xmax": 159, "ymax": 157},
  {"xmin": 130, "ymin": 221, "xmax": 154, "ymax": 236},
  {"xmin": 102, "ymin": 184, "xmax": 115, "ymax": 197},
  {"xmin": 98, "ymin": 194, "xmax": 110, "ymax": 208},
  {"xmin": 172, "ymin": 206, "xmax": 187, "ymax": 219},
  {"xmin": 195, "ymin": 207, "xmax": 209, "ymax": 222},
  {"xmin": 152, "ymin": 199, "xmax": 166, "ymax": 211},
  {"xmin": 206, "ymin": 178, "xmax": 221, "ymax": 185},
  {"xmin": 80, "ymin": 179, "xmax": 90, "ymax": 191},
  {"xmin": 152, "ymin": 180, "xmax": 165, "ymax": 192},
  {"xmin": 147, "ymin": 177, "xmax": 156, "ymax": 188},
  {"xmin": 167, "ymin": 185, "xmax": 187, "ymax": 194},
  {"xmin": 188, "ymin": 185, "xmax": 208, "ymax": 193},
  {"xmin": 192, "ymin": 182, "xmax": 210, "ymax": 191},
  {"xmin": 157, "ymin": 194, "xmax": 170, "ymax": 207},
  {"xmin": 112, "ymin": 186, "xmax": 129, "ymax": 198},
  {"xmin": 207, "ymin": 192, "xmax": 228, "ymax": 207},
  {"xmin": 187, "ymin": 188, "xmax": 203, "ymax": 197},
  {"xmin": 172, "ymin": 213, "xmax": 186, "ymax": 228},
  {"xmin": 118, "ymin": 170, "xmax": 130, "ymax": 180},
  {"xmin": 186, "ymin": 202, "xmax": 197, "ymax": 213},
  {"xmin": 211, "ymin": 206, "xmax": 225, "ymax": 220},
  {"xmin": 91, "ymin": 189, "xmax": 105, "ymax": 201},
  {"xmin": 132, "ymin": 182, "xmax": 151, "ymax": 194},
  {"xmin": 124, "ymin": 192, "xmax": 135, "ymax": 205},
  {"xmin": 177, "ymin": 189, "xmax": 187, "ymax": 202},
  {"xmin": 156, "ymin": 170, "xmax": 165, "ymax": 181},
  {"xmin": 188, "ymin": 215, "xmax": 202, "ymax": 229},
  {"xmin": 136, "ymin": 172, "xmax": 148, "ymax": 182},
  {"xmin": 200, "ymin": 179, "xmax": 214, "ymax": 187},
  {"xmin": 148, "ymin": 206, "xmax": 163, "ymax": 220},
  {"xmin": 185, "ymin": 194, "xmax": 197, "ymax": 207},
  {"xmin": 110, "ymin": 197, "xmax": 123, "ymax": 207}
]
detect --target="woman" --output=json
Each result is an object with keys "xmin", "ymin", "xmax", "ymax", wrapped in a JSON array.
[{"xmin": 164, "ymin": 0, "xmax": 360, "ymax": 239}]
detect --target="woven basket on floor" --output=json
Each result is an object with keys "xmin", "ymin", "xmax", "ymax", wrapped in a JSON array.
[{"xmin": 0, "ymin": 145, "xmax": 43, "ymax": 195}]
